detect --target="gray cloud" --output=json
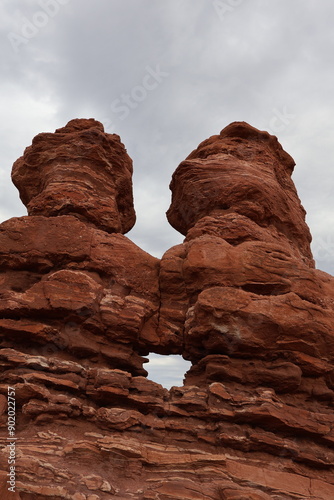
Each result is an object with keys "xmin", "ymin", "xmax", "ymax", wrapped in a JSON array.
[
  {"xmin": 1, "ymin": 0, "xmax": 334, "ymax": 386},
  {"xmin": 146, "ymin": 354, "xmax": 191, "ymax": 390}
]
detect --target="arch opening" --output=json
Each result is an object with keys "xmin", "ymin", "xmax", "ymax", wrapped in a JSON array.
[{"xmin": 145, "ymin": 353, "xmax": 191, "ymax": 389}]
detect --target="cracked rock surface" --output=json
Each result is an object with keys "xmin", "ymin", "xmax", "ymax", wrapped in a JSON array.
[{"xmin": 1, "ymin": 119, "xmax": 334, "ymax": 499}]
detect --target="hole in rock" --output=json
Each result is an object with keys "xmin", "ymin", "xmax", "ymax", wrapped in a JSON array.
[{"xmin": 146, "ymin": 353, "xmax": 191, "ymax": 390}]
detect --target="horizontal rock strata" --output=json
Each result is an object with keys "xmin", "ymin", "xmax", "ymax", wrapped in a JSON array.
[
  {"xmin": 12, "ymin": 118, "xmax": 136, "ymax": 234},
  {"xmin": 0, "ymin": 120, "xmax": 334, "ymax": 499}
]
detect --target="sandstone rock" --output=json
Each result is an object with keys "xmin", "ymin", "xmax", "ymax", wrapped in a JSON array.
[
  {"xmin": 0, "ymin": 213, "xmax": 160, "ymax": 375},
  {"xmin": 218, "ymin": 487, "xmax": 273, "ymax": 500},
  {"xmin": 12, "ymin": 118, "xmax": 136, "ymax": 234},
  {"xmin": 1, "ymin": 120, "xmax": 334, "ymax": 499},
  {"xmin": 167, "ymin": 121, "xmax": 313, "ymax": 265}
]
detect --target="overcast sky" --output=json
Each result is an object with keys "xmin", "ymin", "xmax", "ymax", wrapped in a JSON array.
[{"xmin": 1, "ymin": 0, "xmax": 334, "ymax": 388}]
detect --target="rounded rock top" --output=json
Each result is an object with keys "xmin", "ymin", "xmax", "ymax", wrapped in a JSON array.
[{"xmin": 11, "ymin": 118, "xmax": 136, "ymax": 234}]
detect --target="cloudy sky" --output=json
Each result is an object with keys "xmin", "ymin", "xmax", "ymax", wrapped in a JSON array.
[{"xmin": 1, "ymin": 0, "xmax": 334, "ymax": 388}]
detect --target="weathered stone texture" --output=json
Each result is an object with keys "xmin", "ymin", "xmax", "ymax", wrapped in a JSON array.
[
  {"xmin": 12, "ymin": 118, "xmax": 136, "ymax": 234},
  {"xmin": 1, "ymin": 120, "xmax": 334, "ymax": 499}
]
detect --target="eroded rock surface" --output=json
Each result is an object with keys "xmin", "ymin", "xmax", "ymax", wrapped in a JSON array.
[
  {"xmin": 12, "ymin": 118, "xmax": 136, "ymax": 234},
  {"xmin": 1, "ymin": 120, "xmax": 334, "ymax": 499}
]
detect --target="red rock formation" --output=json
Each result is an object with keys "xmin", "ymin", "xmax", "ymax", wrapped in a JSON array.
[
  {"xmin": 1, "ymin": 119, "xmax": 334, "ymax": 499},
  {"xmin": 12, "ymin": 118, "xmax": 136, "ymax": 234},
  {"xmin": 167, "ymin": 122, "xmax": 313, "ymax": 265}
]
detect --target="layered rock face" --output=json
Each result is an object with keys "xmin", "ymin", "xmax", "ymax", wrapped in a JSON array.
[
  {"xmin": 1, "ymin": 120, "xmax": 334, "ymax": 500},
  {"xmin": 12, "ymin": 118, "xmax": 136, "ymax": 234}
]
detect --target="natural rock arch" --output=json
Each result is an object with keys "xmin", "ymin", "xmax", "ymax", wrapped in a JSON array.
[{"xmin": 1, "ymin": 118, "xmax": 334, "ymax": 499}]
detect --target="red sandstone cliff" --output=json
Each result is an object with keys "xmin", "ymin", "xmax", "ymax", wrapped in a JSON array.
[{"xmin": 0, "ymin": 119, "xmax": 334, "ymax": 499}]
